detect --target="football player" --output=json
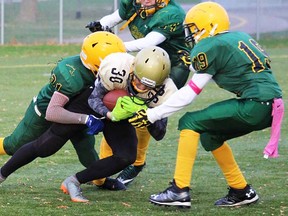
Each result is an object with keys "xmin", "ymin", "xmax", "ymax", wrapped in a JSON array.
[
  {"xmin": 0, "ymin": 46, "xmax": 178, "ymax": 203},
  {"xmin": 86, "ymin": 0, "xmax": 191, "ymax": 185},
  {"xmin": 128, "ymin": 2, "xmax": 284, "ymax": 208},
  {"xmin": 0, "ymin": 31, "xmax": 126, "ymax": 188}
]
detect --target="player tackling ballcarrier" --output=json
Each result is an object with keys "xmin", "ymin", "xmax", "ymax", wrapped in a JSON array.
[
  {"xmin": 0, "ymin": 46, "xmax": 178, "ymax": 203},
  {"xmin": 127, "ymin": 2, "xmax": 284, "ymax": 208},
  {"xmin": 0, "ymin": 32, "xmax": 125, "ymax": 191}
]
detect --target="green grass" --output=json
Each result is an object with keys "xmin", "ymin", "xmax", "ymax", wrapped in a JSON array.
[{"xmin": 0, "ymin": 42, "xmax": 287, "ymax": 216}]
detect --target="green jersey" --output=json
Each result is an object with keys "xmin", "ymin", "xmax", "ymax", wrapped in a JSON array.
[
  {"xmin": 119, "ymin": 0, "xmax": 189, "ymax": 66},
  {"xmin": 36, "ymin": 55, "xmax": 95, "ymax": 115},
  {"xmin": 191, "ymin": 31, "xmax": 282, "ymax": 101}
]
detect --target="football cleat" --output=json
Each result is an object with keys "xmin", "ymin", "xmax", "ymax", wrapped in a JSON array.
[
  {"xmin": 116, "ymin": 163, "xmax": 146, "ymax": 185},
  {"xmin": 149, "ymin": 180, "xmax": 191, "ymax": 208},
  {"xmin": 60, "ymin": 175, "xmax": 89, "ymax": 203},
  {"xmin": 0, "ymin": 169, "xmax": 6, "ymax": 184},
  {"xmin": 215, "ymin": 184, "xmax": 259, "ymax": 207},
  {"xmin": 97, "ymin": 177, "xmax": 127, "ymax": 191}
]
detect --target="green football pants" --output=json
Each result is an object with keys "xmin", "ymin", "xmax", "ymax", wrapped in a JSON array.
[
  {"xmin": 4, "ymin": 98, "xmax": 98, "ymax": 167},
  {"xmin": 178, "ymin": 98, "xmax": 273, "ymax": 151}
]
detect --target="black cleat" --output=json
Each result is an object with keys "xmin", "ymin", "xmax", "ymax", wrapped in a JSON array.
[
  {"xmin": 98, "ymin": 177, "xmax": 127, "ymax": 191},
  {"xmin": 117, "ymin": 163, "xmax": 146, "ymax": 185},
  {"xmin": 215, "ymin": 184, "xmax": 259, "ymax": 207},
  {"xmin": 149, "ymin": 180, "xmax": 191, "ymax": 208}
]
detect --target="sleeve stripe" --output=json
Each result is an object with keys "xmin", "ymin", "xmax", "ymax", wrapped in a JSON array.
[{"xmin": 188, "ymin": 80, "xmax": 202, "ymax": 95}]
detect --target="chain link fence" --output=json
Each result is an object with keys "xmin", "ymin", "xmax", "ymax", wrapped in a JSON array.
[{"xmin": 0, "ymin": 0, "xmax": 288, "ymax": 45}]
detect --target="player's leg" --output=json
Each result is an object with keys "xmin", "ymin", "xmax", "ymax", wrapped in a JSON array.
[
  {"xmin": 149, "ymin": 129, "xmax": 199, "ymax": 208},
  {"xmin": 92, "ymin": 137, "xmax": 124, "ymax": 188},
  {"xmin": 199, "ymin": 99, "xmax": 272, "ymax": 206},
  {"xmin": 117, "ymin": 127, "xmax": 150, "ymax": 185},
  {"xmin": 0, "ymin": 124, "xmax": 73, "ymax": 180},
  {"xmin": 76, "ymin": 120, "xmax": 137, "ymax": 181},
  {"xmin": 61, "ymin": 120, "xmax": 137, "ymax": 201},
  {"xmin": 150, "ymin": 99, "xmax": 272, "ymax": 207},
  {"xmin": 70, "ymin": 132, "xmax": 98, "ymax": 167},
  {"xmin": 1, "ymin": 99, "xmax": 50, "ymax": 155}
]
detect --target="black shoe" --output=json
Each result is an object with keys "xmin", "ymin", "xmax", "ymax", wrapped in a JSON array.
[
  {"xmin": 215, "ymin": 184, "xmax": 259, "ymax": 207},
  {"xmin": 98, "ymin": 177, "xmax": 127, "ymax": 191},
  {"xmin": 149, "ymin": 180, "xmax": 191, "ymax": 208},
  {"xmin": 116, "ymin": 163, "xmax": 146, "ymax": 185}
]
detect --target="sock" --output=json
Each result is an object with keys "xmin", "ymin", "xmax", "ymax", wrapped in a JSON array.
[
  {"xmin": 99, "ymin": 137, "xmax": 113, "ymax": 159},
  {"xmin": 212, "ymin": 142, "xmax": 247, "ymax": 189},
  {"xmin": 0, "ymin": 138, "xmax": 7, "ymax": 155},
  {"xmin": 92, "ymin": 178, "xmax": 106, "ymax": 186},
  {"xmin": 134, "ymin": 127, "xmax": 150, "ymax": 166},
  {"xmin": 174, "ymin": 129, "xmax": 199, "ymax": 189}
]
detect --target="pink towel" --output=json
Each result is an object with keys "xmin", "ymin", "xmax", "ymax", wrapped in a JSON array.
[{"xmin": 263, "ymin": 98, "xmax": 284, "ymax": 159}]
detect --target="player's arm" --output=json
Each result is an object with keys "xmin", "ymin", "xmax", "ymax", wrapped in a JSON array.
[
  {"xmin": 124, "ymin": 32, "xmax": 166, "ymax": 52},
  {"xmin": 86, "ymin": 10, "xmax": 123, "ymax": 32},
  {"xmin": 147, "ymin": 73, "xmax": 212, "ymax": 123},
  {"xmin": 100, "ymin": 10, "xmax": 123, "ymax": 28},
  {"xmin": 88, "ymin": 80, "xmax": 110, "ymax": 118},
  {"xmin": 45, "ymin": 91, "xmax": 88, "ymax": 124},
  {"xmin": 125, "ymin": 12, "xmax": 183, "ymax": 52}
]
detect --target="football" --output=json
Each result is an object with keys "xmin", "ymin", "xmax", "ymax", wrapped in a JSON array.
[{"xmin": 103, "ymin": 89, "xmax": 129, "ymax": 111}]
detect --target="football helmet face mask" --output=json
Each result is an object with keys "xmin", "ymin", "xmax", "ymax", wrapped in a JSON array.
[
  {"xmin": 133, "ymin": 0, "xmax": 170, "ymax": 18},
  {"xmin": 80, "ymin": 31, "xmax": 126, "ymax": 74},
  {"xmin": 128, "ymin": 46, "xmax": 171, "ymax": 104},
  {"xmin": 183, "ymin": 2, "xmax": 230, "ymax": 48}
]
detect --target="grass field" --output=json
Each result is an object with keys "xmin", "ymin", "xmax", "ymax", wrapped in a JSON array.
[{"xmin": 0, "ymin": 41, "xmax": 287, "ymax": 216}]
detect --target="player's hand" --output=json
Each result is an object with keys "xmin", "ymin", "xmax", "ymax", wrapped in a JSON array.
[
  {"xmin": 85, "ymin": 21, "xmax": 114, "ymax": 33},
  {"xmin": 85, "ymin": 21, "xmax": 103, "ymax": 32},
  {"xmin": 121, "ymin": 96, "xmax": 148, "ymax": 113},
  {"xmin": 85, "ymin": 115, "xmax": 104, "ymax": 135},
  {"xmin": 111, "ymin": 97, "xmax": 134, "ymax": 122},
  {"xmin": 128, "ymin": 109, "xmax": 151, "ymax": 128},
  {"xmin": 178, "ymin": 50, "xmax": 191, "ymax": 67}
]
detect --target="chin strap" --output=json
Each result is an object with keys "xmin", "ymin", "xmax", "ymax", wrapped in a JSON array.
[
  {"xmin": 120, "ymin": 0, "xmax": 169, "ymax": 31},
  {"xmin": 120, "ymin": 12, "xmax": 138, "ymax": 31}
]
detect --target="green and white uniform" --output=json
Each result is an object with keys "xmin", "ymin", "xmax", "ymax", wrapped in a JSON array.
[
  {"xmin": 118, "ymin": 0, "xmax": 190, "ymax": 88},
  {"xmin": 3, "ymin": 55, "xmax": 99, "ymax": 166},
  {"xmin": 147, "ymin": 32, "xmax": 282, "ymax": 151}
]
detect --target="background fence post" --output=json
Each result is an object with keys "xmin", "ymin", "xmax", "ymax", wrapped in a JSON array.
[
  {"xmin": 59, "ymin": 0, "xmax": 63, "ymax": 44},
  {"xmin": 1, "ymin": 0, "xmax": 4, "ymax": 45}
]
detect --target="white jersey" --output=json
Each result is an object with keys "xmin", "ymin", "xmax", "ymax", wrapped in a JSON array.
[{"xmin": 97, "ymin": 52, "xmax": 177, "ymax": 108}]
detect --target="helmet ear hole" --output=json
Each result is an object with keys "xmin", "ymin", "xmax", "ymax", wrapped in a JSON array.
[
  {"xmin": 133, "ymin": 46, "xmax": 171, "ymax": 88},
  {"xmin": 80, "ymin": 32, "xmax": 126, "ymax": 73},
  {"xmin": 184, "ymin": 2, "xmax": 230, "ymax": 43}
]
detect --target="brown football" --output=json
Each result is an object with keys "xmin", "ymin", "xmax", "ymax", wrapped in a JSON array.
[{"xmin": 103, "ymin": 89, "xmax": 129, "ymax": 111}]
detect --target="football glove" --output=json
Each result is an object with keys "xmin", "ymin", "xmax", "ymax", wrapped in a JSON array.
[
  {"xmin": 85, "ymin": 21, "xmax": 114, "ymax": 33},
  {"xmin": 85, "ymin": 115, "xmax": 104, "ymax": 135},
  {"xmin": 111, "ymin": 97, "xmax": 134, "ymax": 122},
  {"xmin": 121, "ymin": 96, "xmax": 148, "ymax": 113},
  {"xmin": 128, "ymin": 109, "xmax": 151, "ymax": 128},
  {"xmin": 178, "ymin": 50, "xmax": 191, "ymax": 67},
  {"xmin": 147, "ymin": 118, "xmax": 168, "ymax": 141}
]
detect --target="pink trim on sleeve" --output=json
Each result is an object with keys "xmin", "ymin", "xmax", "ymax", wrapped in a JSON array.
[{"xmin": 188, "ymin": 80, "xmax": 202, "ymax": 95}]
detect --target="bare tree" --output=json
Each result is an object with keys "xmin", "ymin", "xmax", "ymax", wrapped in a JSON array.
[{"xmin": 19, "ymin": 0, "xmax": 38, "ymax": 22}]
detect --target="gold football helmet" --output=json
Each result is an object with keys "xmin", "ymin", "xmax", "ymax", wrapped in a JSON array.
[
  {"xmin": 128, "ymin": 46, "xmax": 171, "ymax": 104},
  {"xmin": 183, "ymin": 2, "xmax": 230, "ymax": 47},
  {"xmin": 134, "ymin": 46, "xmax": 170, "ymax": 88},
  {"xmin": 80, "ymin": 31, "xmax": 126, "ymax": 74}
]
